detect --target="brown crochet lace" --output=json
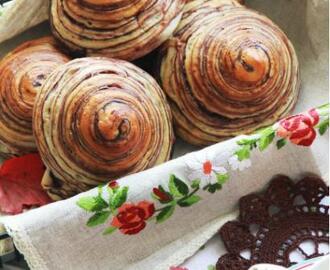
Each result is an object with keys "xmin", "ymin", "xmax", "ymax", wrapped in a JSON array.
[{"xmin": 216, "ymin": 175, "xmax": 329, "ymax": 270}]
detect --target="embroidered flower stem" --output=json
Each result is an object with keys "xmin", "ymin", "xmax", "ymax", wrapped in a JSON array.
[{"xmin": 178, "ymin": 187, "xmax": 199, "ymax": 202}]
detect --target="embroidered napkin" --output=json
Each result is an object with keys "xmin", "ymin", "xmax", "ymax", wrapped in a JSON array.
[{"xmin": 1, "ymin": 105, "xmax": 328, "ymax": 270}]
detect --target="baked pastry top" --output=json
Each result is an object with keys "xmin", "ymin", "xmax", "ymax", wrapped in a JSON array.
[
  {"xmin": 0, "ymin": 37, "xmax": 70, "ymax": 157},
  {"xmin": 33, "ymin": 57, "xmax": 174, "ymax": 199},
  {"xmin": 50, "ymin": 0, "xmax": 185, "ymax": 60},
  {"xmin": 158, "ymin": 1, "xmax": 300, "ymax": 145}
]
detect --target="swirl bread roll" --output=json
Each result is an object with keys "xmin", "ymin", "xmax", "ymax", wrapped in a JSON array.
[
  {"xmin": 50, "ymin": 0, "xmax": 185, "ymax": 61},
  {"xmin": 33, "ymin": 57, "xmax": 174, "ymax": 200},
  {"xmin": 158, "ymin": 1, "xmax": 300, "ymax": 146},
  {"xmin": 0, "ymin": 37, "xmax": 70, "ymax": 157}
]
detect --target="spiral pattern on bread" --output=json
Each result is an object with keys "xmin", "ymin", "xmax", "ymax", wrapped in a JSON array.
[
  {"xmin": 158, "ymin": 1, "xmax": 300, "ymax": 145},
  {"xmin": 0, "ymin": 37, "xmax": 70, "ymax": 157},
  {"xmin": 33, "ymin": 57, "xmax": 174, "ymax": 199},
  {"xmin": 50, "ymin": 0, "xmax": 185, "ymax": 61}
]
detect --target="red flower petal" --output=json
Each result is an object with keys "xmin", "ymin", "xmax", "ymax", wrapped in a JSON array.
[
  {"xmin": 122, "ymin": 207, "xmax": 145, "ymax": 223},
  {"xmin": 117, "ymin": 202, "xmax": 134, "ymax": 213},
  {"xmin": 111, "ymin": 201, "xmax": 155, "ymax": 235},
  {"xmin": 290, "ymin": 124, "xmax": 311, "ymax": 139},
  {"xmin": 308, "ymin": 108, "xmax": 320, "ymax": 126},
  {"xmin": 111, "ymin": 215, "xmax": 122, "ymax": 228},
  {"xmin": 108, "ymin": 180, "xmax": 119, "ymax": 189},
  {"xmin": 280, "ymin": 114, "xmax": 312, "ymax": 131},
  {"xmin": 277, "ymin": 125, "xmax": 291, "ymax": 139},
  {"xmin": 153, "ymin": 188, "xmax": 170, "ymax": 202},
  {"xmin": 278, "ymin": 111, "xmax": 318, "ymax": 148},
  {"xmin": 137, "ymin": 201, "xmax": 155, "ymax": 220},
  {"xmin": 0, "ymin": 153, "xmax": 52, "ymax": 214},
  {"xmin": 120, "ymin": 221, "xmax": 146, "ymax": 235},
  {"xmin": 292, "ymin": 129, "xmax": 316, "ymax": 146}
]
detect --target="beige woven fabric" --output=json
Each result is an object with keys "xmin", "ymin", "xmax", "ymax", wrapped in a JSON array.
[
  {"xmin": 1, "ymin": 137, "xmax": 322, "ymax": 270},
  {"xmin": 0, "ymin": 0, "xmax": 48, "ymax": 44}
]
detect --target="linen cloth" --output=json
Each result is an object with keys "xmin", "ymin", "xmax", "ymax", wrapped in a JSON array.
[
  {"xmin": 1, "ymin": 134, "xmax": 322, "ymax": 270},
  {"xmin": 0, "ymin": 0, "xmax": 48, "ymax": 44}
]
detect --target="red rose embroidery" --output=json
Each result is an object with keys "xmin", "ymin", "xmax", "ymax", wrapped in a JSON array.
[
  {"xmin": 169, "ymin": 267, "xmax": 189, "ymax": 270},
  {"xmin": 111, "ymin": 201, "xmax": 155, "ymax": 235},
  {"xmin": 108, "ymin": 180, "xmax": 118, "ymax": 189},
  {"xmin": 277, "ymin": 109, "xmax": 320, "ymax": 146},
  {"xmin": 153, "ymin": 187, "xmax": 172, "ymax": 203}
]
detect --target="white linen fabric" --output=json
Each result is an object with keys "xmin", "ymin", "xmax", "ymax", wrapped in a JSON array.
[
  {"xmin": 1, "ymin": 137, "xmax": 321, "ymax": 270},
  {"xmin": 0, "ymin": 0, "xmax": 48, "ymax": 44}
]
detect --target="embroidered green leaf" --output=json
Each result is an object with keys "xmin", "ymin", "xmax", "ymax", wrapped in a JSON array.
[
  {"xmin": 110, "ymin": 186, "xmax": 128, "ymax": 210},
  {"xmin": 103, "ymin": 226, "xmax": 117, "ymax": 235},
  {"xmin": 235, "ymin": 145, "xmax": 250, "ymax": 161},
  {"xmin": 257, "ymin": 126, "xmax": 274, "ymax": 136},
  {"xmin": 258, "ymin": 131, "xmax": 275, "ymax": 151},
  {"xmin": 177, "ymin": 195, "xmax": 201, "ymax": 207},
  {"xmin": 317, "ymin": 103, "xmax": 329, "ymax": 116},
  {"xmin": 97, "ymin": 184, "xmax": 105, "ymax": 196},
  {"xmin": 207, "ymin": 265, "xmax": 216, "ymax": 270},
  {"xmin": 156, "ymin": 204, "xmax": 175, "ymax": 223},
  {"xmin": 237, "ymin": 137, "xmax": 258, "ymax": 146},
  {"xmin": 317, "ymin": 118, "xmax": 329, "ymax": 135},
  {"xmin": 168, "ymin": 174, "xmax": 189, "ymax": 197},
  {"xmin": 276, "ymin": 138, "xmax": 287, "ymax": 149},
  {"xmin": 77, "ymin": 197, "xmax": 95, "ymax": 211},
  {"xmin": 77, "ymin": 196, "xmax": 108, "ymax": 212},
  {"xmin": 107, "ymin": 186, "xmax": 114, "ymax": 203},
  {"xmin": 206, "ymin": 183, "xmax": 222, "ymax": 193},
  {"xmin": 207, "ymin": 185, "xmax": 217, "ymax": 193},
  {"xmin": 216, "ymin": 173, "xmax": 229, "ymax": 185},
  {"xmin": 87, "ymin": 211, "xmax": 111, "ymax": 227},
  {"xmin": 190, "ymin": 179, "xmax": 201, "ymax": 189}
]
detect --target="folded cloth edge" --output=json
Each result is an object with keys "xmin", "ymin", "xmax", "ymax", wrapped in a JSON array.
[{"xmin": 2, "ymin": 218, "xmax": 47, "ymax": 269}]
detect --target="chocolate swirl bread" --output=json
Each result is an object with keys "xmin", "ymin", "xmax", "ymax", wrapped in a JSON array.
[
  {"xmin": 0, "ymin": 37, "xmax": 70, "ymax": 157},
  {"xmin": 50, "ymin": 0, "xmax": 185, "ymax": 61},
  {"xmin": 158, "ymin": 1, "xmax": 300, "ymax": 145},
  {"xmin": 33, "ymin": 57, "xmax": 174, "ymax": 200}
]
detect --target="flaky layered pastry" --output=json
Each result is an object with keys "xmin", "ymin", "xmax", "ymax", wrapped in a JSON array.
[
  {"xmin": 33, "ymin": 57, "xmax": 174, "ymax": 200},
  {"xmin": 50, "ymin": 0, "xmax": 185, "ymax": 61},
  {"xmin": 0, "ymin": 37, "xmax": 70, "ymax": 157},
  {"xmin": 158, "ymin": 1, "xmax": 300, "ymax": 145}
]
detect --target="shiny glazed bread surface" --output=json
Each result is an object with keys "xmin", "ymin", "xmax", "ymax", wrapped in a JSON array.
[
  {"xmin": 33, "ymin": 57, "xmax": 174, "ymax": 199},
  {"xmin": 158, "ymin": 1, "xmax": 300, "ymax": 145},
  {"xmin": 0, "ymin": 37, "xmax": 70, "ymax": 157},
  {"xmin": 50, "ymin": 0, "xmax": 185, "ymax": 60}
]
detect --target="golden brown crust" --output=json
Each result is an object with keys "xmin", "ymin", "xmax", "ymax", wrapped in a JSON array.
[
  {"xmin": 50, "ymin": 0, "xmax": 185, "ymax": 60},
  {"xmin": 0, "ymin": 37, "xmax": 70, "ymax": 157},
  {"xmin": 33, "ymin": 57, "xmax": 174, "ymax": 199},
  {"xmin": 158, "ymin": 2, "xmax": 300, "ymax": 146}
]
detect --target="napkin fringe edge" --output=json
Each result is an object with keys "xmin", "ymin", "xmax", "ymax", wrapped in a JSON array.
[{"xmin": 3, "ymin": 218, "xmax": 48, "ymax": 270}]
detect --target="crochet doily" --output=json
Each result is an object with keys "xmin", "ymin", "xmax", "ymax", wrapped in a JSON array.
[{"xmin": 216, "ymin": 175, "xmax": 329, "ymax": 270}]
